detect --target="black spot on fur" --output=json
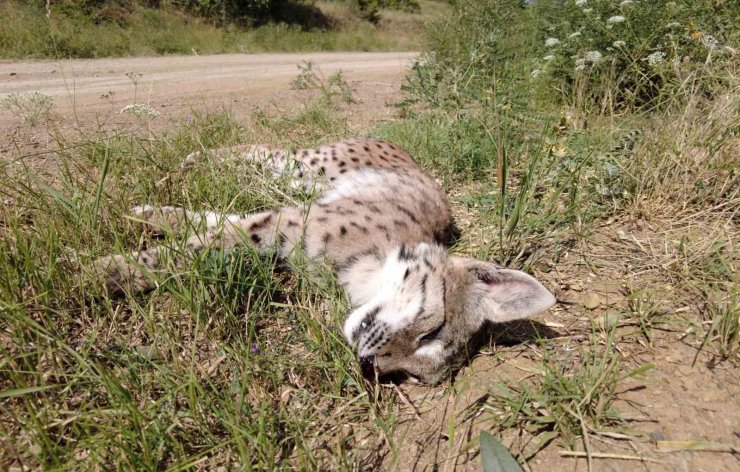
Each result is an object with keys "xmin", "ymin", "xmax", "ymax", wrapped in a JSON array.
[
  {"xmin": 442, "ymin": 278, "xmax": 449, "ymax": 323},
  {"xmin": 363, "ymin": 145, "xmax": 370, "ymax": 152},
  {"xmin": 398, "ymin": 244, "xmax": 414, "ymax": 261},
  {"xmin": 337, "ymin": 248, "xmax": 380, "ymax": 273},
  {"xmin": 352, "ymin": 306, "xmax": 381, "ymax": 341},
  {"xmin": 287, "ymin": 220, "xmax": 299, "ymax": 227},
  {"xmin": 376, "ymin": 224, "xmax": 392, "ymax": 242},
  {"xmin": 434, "ymin": 222, "xmax": 461, "ymax": 247},
  {"xmin": 338, "ymin": 161, "xmax": 346, "ymax": 168},
  {"xmin": 322, "ymin": 233, "xmax": 332, "ymax": 244},
  {"xmin": 248, "ymin": 213, "xmax": 273, "ymax": 231},
  {"xmin": 251, "ymin": 234, "xmax": 261, "ymax": 244},
  {"xmin": 403, "ymin": 268, "xmax": 411, "ymax": 280},
  {"xmin": 310, "ymin": 158, "xmax": 318, "ymax": 166},
  {"xmin": 340, "ymin": 226, "xmax": 347, "ymax": 236},
  {"xmin": 349, "ymin": 221, "xmax": 369, "ymax": 234},
  {"xmin": 319, "ymin": 167, "xmax": 326, "ymax": 175},
  {"xmin": 351, "ymin": 157, "xmax": 359, "ymax": 163},
  {"xmin": 278, "ymin": 233, "xmax": 287, "ymax": 249},
  {"xmin": 339, "ymin": 169, "xmax": 347, "ymax": 174},
  {"xmin": 393, "ymin": 219, "xmax": 408, "ymax": 228}
]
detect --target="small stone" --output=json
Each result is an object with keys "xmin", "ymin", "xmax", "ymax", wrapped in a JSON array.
[
  {"xmin": 649, "ymin": 430, "xmax": 665, "ymax": 445},
  {"xmin": 582, "ymin": 292, "xmax": 602, "ymax": 309}
]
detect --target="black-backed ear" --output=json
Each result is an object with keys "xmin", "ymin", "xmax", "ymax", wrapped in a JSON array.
[{"xmin": 453, "ymin": 258, "xmax": 556, "ymax": 323}]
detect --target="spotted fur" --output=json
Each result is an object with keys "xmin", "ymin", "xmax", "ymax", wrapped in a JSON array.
[{"xmin": 93, "ymin": 138, "xmax": 556, "ymax": 383}]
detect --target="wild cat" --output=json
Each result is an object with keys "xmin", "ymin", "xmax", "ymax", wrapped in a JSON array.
[{"xmin": 93, "ymin": 138, "xmax": 556, "ymax": 384}]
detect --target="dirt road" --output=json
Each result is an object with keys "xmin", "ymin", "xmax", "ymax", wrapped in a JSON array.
[{"xmin": 0, "ymin": 52, "xmax": 417, "ymax": 145}]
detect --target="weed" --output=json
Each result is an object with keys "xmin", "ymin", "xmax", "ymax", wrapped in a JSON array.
[
  {"xmin": 697, "ymin": 289, "xmax": 740, "ymax": 363},
  {"xmin": 623, "ymin": 289, "xmax": 668, "ymax": 345},
  {"xmin": 479, "ymin": 332, "xmax": 653, "ymax": 458},
  {"xmin": 291, "ymin": 62, "xmax": 357, "ymax": 105},
  {"xmin": 1, "ymin": 91, "xmax": 56, "ymax": 126},
  {"xmin": 291, "ymin": 62, "xmax": 321, "ymax": 91}
]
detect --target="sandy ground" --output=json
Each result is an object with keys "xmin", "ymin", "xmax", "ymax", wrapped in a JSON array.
[{"xmin": 0, "ymin": 51, "xmax": 417, "ymax": 154}]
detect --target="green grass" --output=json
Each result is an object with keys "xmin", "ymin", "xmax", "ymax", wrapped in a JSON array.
[
  {"xmin": 1, "ymin": 1, "xmax": 738, "ymax": 468},
  {"xmin": 0, "ymin": 1, "xmax": 447, "ymax": 59},
  {"xmin": 0, "ymin": 97, "xmax": 385, "ymax": 469}
]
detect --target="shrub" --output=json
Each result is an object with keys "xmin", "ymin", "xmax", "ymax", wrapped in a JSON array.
[
  {"xmin": 528, "ymin": 0, "xmax": 738, "ymax": 110},
  {"xmin": 405, "ymin": 0, "xmax": 737, "ymax": 113}
]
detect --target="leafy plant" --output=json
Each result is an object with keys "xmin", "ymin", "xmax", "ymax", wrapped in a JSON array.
[{"xmin": 480, "ymin": 431, "xmax": 524, "ymax": 472}]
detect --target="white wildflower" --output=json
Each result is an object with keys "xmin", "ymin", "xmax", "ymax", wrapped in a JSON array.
[
  {"xmin": 647, "ymin": 51, "xmax": 666, "ymax": 66},
  {"xmin": 619, "ymin": 0, "xmax": 633, "ymax": 6},
  {"xmin": 120, "ymin": 104, "xmax": 160, "ymax": 118},
  {"xmin": 701, "ymin": 34, "xmax": 720, "ymax": 50},
  {"xmin": 613, "ymin": 40, "xmax": 626, "ymax": 48},
  {"xmin": 607, "ymin": 15, "xmax": 626, "ymax": 26},
  {"xmin": 545, "ymin": 38, "xmax": 561, "ymax": 47},
  {"xmin": 584, "ymin": 50, "xmax": 603, "ymax": 63},
  {"xmin": 575, "ymin": 58, "xmax": 586, "ymax": 66},
  {"xmin": 569, "ymin": 32, "xmax": 582, "ymax": 39},
  {"xmin": 531, "ymin": 69, "xmax": 541, "ymax": 78},
  {"xmin": 583, "ymin": 8, "xmax": 593, "ymax": 13},
  {"xmin": 666, "ymin": 22, "xmax": 680, "ymax": 28},
  {"xmin": 543, "ymin": 55, "xmax": 555, "ymax": 61},
  {"xmin": 575, "ymin": 0, "xmax": 587, "ymax": 6},
  {"xmin": 575, "ymin": 64, "xmax": 586, "ymax": 71}
]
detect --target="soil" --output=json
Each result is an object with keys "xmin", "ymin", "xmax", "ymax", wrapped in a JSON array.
[
  {"xmin": 1, "ymin": 52, "xmax": 737, "ymax": 471},
  {"xmin": 0, "ymin": 51, "xmax": 416, "ymax": 156}
]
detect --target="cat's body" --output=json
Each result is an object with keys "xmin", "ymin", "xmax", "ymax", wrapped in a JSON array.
[{"xmin": 94, "ymin": 138, "xmax": 555, "ymax": 383}]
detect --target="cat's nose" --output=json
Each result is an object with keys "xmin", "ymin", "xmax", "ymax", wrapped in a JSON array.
[{"xmin": 359, "ymin": 355, "xmax": 376, "ymax": 380}]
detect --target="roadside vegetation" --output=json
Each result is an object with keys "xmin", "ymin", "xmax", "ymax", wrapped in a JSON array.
[
  {"xmin": 0, "ymin": 0, "xmax": 440, "ymax": 59},
  {"xmin": 1, "ymin": 0, "xmax": 738, "ymax": 470}
]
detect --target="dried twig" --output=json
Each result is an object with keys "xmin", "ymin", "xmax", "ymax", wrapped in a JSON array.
[
  {"xmin": 656, "ymin": 440, "xmax": 739, "ymax": 453},
  {"xmin": 559, "ymin": 451, "xmax": 663, "ymax": 463}
]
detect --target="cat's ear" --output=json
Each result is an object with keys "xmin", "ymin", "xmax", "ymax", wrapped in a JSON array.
[{"xmin": 453, "ymin": 258, "xmax": 556, "ymax": 324}]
